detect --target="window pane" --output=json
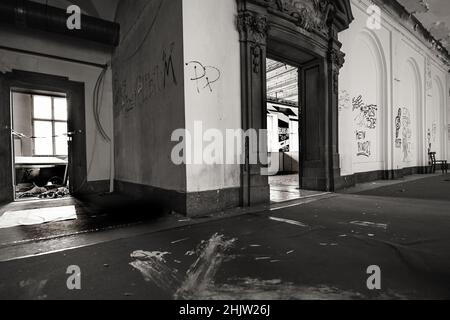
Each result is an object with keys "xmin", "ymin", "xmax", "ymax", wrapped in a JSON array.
[
  {"xmin": 34, "ymin": 121, "xmax": 53, "ymax": 155},
  {"xmin": 55, "ymin": 122, "xmax": 68, "ymax": 156},
  {"xmin": 54, "ymin": 98, "xmax": 68, "ymax": 121},
  {"xmin": 33, "ymin": 96, "xmax": 52, "ymax": 119}
]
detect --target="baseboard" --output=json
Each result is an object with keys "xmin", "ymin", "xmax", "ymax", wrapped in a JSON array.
[
  {"xmin": 115, "ymin": 180, "xmax": 187, "ymax": 214},
  {"xmin": 114, "ymin": 180, "xmax": 241, "ymax": 217},
  {"xmin": 338, "ymin": 166, "xmax": 431, "ymax": 190},
  {"xmin": 186, "ymin": 187, "xmax": 241, "ymax": 217},
  {"xmin": 74, "ymin": 180, "xmax": 111, "ymax": 195}
]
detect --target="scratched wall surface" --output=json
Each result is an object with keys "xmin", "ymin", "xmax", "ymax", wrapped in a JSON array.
[
  {"xmin": 112, "ymin": 0, "xmax": 186, "ymax": 192},
  {"xmin": 182, "ymin": 0, "xmax": 242, "ymax": 193}
]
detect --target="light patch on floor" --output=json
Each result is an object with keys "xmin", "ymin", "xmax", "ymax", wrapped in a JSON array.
[
  {"xmin": 0, "ymin": 206, "xmax": 77, "ymax": 229},
  {"xmin": 350, "ymin": 221, "xmax": 388, "ymax": 230},
  {"xmin": 269, "ymin": 174, "xmax": 326, "ymax": 203},
  {"xmin": 269, "ymin": 216, "xmax": 308, "ymax": 227}
]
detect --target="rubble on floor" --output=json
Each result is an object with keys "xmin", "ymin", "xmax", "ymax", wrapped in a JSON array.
[{"xmin": 16, "ymin": 184, "xmax": 70, "ymax": 200}]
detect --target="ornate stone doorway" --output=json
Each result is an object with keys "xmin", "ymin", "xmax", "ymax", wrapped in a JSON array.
[{"xmin": 237, "ymin": 0, "xmax": 354, "ymax": 206}]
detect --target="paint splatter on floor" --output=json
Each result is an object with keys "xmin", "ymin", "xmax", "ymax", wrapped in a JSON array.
[
  {"xmin": 129, "ymin": 233, "xmax": 405, "ymax": 300},
  {"xmin": 175, "ymin": 233, "xmax": 237, "ymax": 300},
  {"xmin": 129, "ymin": 233, "xmax": 237, "ymax": 300},
  {"xmin": 129, "ymin": 250, "xmax": 180, "ymax": 293},
  {"xmin": 19, "ymin": 279, "xmax": 48, "ymax": 300}
]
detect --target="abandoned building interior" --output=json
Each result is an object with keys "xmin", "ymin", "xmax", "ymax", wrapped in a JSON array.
[
  {"xmin": 0, "ymin": 0, "xmax": 449, "ymax": 221},
  {"xmin": 12, "ymin": 92, "xmax": 70, "ymax": 201}
]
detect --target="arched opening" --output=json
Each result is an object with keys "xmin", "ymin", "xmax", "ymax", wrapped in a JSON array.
[
  {"xmin": 399, "ymin": 58, "xmax": 422, "ymax": 166},
  {"xmin": 431, "ymin": 76, "xmax": 445, "ymax": 159},
  {"xmin": 346, "ymin": 29, "xmax": 387, "ymax": 174}
]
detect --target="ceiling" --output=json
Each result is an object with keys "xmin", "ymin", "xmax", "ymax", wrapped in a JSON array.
[
  {"xmin": 266, "ymin": 59, "xmax": 298, "ymax": 106},
  {"xmin": 397, "ymin": 0, "xmax": 450, "ymax": 52}
]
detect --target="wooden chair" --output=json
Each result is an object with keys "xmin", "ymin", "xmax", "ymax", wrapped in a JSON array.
[{"xmin": 429, "ymin": 152, "xmax": 448, "ymax": 174}]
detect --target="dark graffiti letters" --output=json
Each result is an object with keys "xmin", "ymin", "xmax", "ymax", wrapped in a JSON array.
[
  {"xmin": 352, "ymin": 95, "xmax": 364, "ymax": 112},
  {"xmin": 352, "ymin": 95, "xmax": 378, "ymax": 158},
  {"xmin": 357, "ymin": 141, "xmax": 371, "ymax": 158},
  {"xmin": 395, "ymin": 108, "xmax": 402, "ymax": 149},
  {"xmin": 114, "ymin": 43, "xmax": 178, "ymax": 114},
  {"xmin": 356, "ymin": 130, "xmax": 371, "ymax": 157},
  {"xmin": 185, "ymin": 61, "xmax": 221, "ymax": 93},
  {"xmin": 163, "ymin": 43, "xmax": 178, "ymax": 87}
]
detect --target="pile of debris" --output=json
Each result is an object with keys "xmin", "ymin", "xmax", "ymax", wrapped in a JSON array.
[{"xmin": 16, "ymin": 184, "xmax": 70, "ymax": 200}]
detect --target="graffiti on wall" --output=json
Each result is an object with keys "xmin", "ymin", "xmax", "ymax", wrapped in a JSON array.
[
  {"xmin": 352, "ymin": 95, "xmax": 378, "ymax": 158},
  {"xmin": 401, "ymin": 108, "xmax": 412, "ymax": 162},
  {"xmin": 432, "ymin": 123, "xmax": 437, "ymax": 142},
  {"xmin": 339, "ymin": 90, "xmax": 351, "ymax": 112},
  {"xmin": 426, "ymin": 123, "xmax": 438, "ymax": 153},
  {"xmin": 395, "ymin": 108, "xmax": 402, "ymax": 148},
  {"xmin": 352, "ymin": 95, "xmax": 378, "ymax": 130},
  {"xmin": 356, "ymin": 130, "xmax": 371, "ymax": 157},
  {"xmin": 426, "ymin": 57, "xmax": 432, "ymax": 92},
  {"xmin": 114, "ymin": 42, "xmax": 178, "ymax": 114},
  {"xmin": 185, "ymin": 61, "xmax": 221, "ymax": 93}
]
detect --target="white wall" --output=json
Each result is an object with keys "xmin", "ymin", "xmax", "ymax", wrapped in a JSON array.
[
  {"xmin": 0, "ymin": 26, "xmax": 114, "ymax": 183},
  {"xmin": 182, "ymin": 0, "xmax": 241, "ymax": 193},
  {"xmin": 339, "ymin": 0, "xmax": 449, "ymax": 177}
]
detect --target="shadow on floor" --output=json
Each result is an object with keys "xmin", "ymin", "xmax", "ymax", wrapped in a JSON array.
[{"xmin": 0, "ymin": 193, "xmax": 170, "ymax": 247}]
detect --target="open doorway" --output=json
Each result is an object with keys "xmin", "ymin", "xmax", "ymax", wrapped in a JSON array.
[
  {"xmin": 11, "ymin": 91, "xmax": 70, "ymax": 201},
  {"xmin": 266, "ymin": 57, "xmax": 330, "ymax": 203},
  {"xmin": 238, "ymin": 2, "xmax": 352, "ymax": 207},
  {"xmin": 266, "ymin": 58, "xmax": 301, "ymax": 202},
  {"xmin": 0, "ymin": 70, "xmax": 88, "ymax": 206}
]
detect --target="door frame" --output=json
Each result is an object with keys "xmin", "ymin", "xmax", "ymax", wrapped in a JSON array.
[
  {"xmin": 236, "ymin": 0, "xmax": 354, "ymax": 207},
  {"xmin": 0, "ymin": 70, "xmax": 87, "ymax": 203}
]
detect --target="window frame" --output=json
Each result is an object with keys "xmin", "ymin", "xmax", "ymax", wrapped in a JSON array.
[{"xmin": 32, "ymin": 94, "xmax": 68, "ymax": 157}]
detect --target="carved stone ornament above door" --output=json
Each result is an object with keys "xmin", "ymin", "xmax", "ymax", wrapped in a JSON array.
[{"xmin": 266, "ymin": 0, "xmax": 334, "ymax": 34}]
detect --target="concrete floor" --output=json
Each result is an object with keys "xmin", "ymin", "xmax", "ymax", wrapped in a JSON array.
[{"xmin": 0, "ymin": 174, "xmax": 450, "ymax": 300}]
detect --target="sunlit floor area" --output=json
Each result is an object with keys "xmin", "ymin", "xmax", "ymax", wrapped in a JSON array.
[{"xmin": 269, "ymin": 174, "xmax": 328, "ymax": 203}]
